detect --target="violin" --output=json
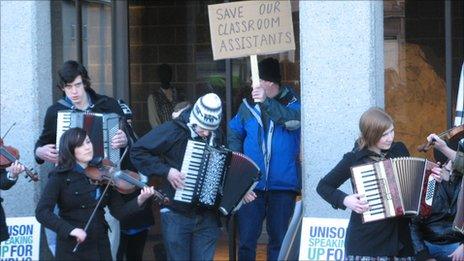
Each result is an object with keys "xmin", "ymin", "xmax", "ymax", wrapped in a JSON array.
[
  {"xmin": 84, "ymin": 158, "xmax": 169, "ymax": 204},
  {"xmin": 417, "ymin": 124, "xmax": 464, "ymax": 152},
  {"xmin": 0, "ymin": 138, "xmax": 39, "ymax": 182}
]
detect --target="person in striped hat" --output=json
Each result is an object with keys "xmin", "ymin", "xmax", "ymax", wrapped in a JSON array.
[{"xmin": 131, "ymin": 93, "xmax": 238, "ymax": 260}]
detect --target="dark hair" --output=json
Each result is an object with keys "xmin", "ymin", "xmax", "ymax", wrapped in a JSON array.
[
  {"xmin": 58, "ymin": 127, "xmax": 88, "ymax": 171},
  {"xmin": 158, "ymin": 64, "xmax": 172, "ymax": 85},
  {"xmin": 356, "ymin": 107, "xmax": 394, "ymax": 149},
  {"xmin": 57, "ymin": 60, "xmax": 92, "ymax": 91}
]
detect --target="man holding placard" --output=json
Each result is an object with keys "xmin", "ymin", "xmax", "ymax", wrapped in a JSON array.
[
  {"xmin": 228, "ymin": 57, "xmax": 301, "ymax": 261},
  {"xmin": 208, "ymin": 1, "xmax": 298, "ymax": 259}
]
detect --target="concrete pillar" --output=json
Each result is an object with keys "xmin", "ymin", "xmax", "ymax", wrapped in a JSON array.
[
  {"xmin": 300, "ymin": 1, "xmax": 384, "ymax": 218},
  {"xmin": 1, "ymin": 1, "xmax": 52, "ymax": 216}
]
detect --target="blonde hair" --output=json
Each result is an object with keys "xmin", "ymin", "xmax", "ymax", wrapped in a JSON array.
[{"xmin": 356, "ymin": 107, "xmax": 394, "ymax": 149}]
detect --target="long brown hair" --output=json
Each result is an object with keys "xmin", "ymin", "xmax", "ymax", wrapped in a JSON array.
[{"xmin": 356, "ymin": 107, "xmax": 394, "ymax": 149}]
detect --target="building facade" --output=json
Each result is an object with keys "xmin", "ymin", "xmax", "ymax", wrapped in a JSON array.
[{"xmin": 1, "ymin": 0, "xmax": 463, "ymax": 258}]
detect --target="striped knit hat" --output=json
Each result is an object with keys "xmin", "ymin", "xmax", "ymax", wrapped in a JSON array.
[{"xmin": 189, "ymin": 93, "xmax": 222, "ymax": 130}]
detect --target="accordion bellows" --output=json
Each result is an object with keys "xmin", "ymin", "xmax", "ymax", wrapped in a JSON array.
[{"xmin": 351, "ymin": 157, "xmax": 437, "ymax": 223}]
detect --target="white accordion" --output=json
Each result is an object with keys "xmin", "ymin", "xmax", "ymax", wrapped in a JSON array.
[
  {"xmin": 56, "ymin": 110, "xmax": 121, "ymax": 164},
  {"xmin": 351, "ymin": 157, "xmax": 437, "ymax": 223}
]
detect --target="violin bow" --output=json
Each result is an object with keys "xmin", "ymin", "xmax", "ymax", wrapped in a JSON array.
[
  {"xmin": 1, "ymin": 122, "xmax": 16, "ymax": 140},
  {"xmin": 72, "ymin": 180, "xmax": 113, "ymax": 253},
  {"xmin": 72, "ymin": 147, "xmax": 131, "ymax": 252}
]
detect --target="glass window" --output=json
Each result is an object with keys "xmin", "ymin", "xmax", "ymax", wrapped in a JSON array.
[
  {"xmin": 51, "ymin": 0, "xmax": 113, "ymax": 98},
  {"xmin": 384, "ymin": 0, "xmax": 463, "ymax": 157},
  {"xmin": 128, "ymin": 0, "xmax": 300, "ymax": 136},
  {"xmin": 82, "ymin": 1, "xmax": 113, "ymax": 96}
]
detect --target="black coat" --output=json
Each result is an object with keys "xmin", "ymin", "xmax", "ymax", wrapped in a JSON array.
[
  {"xmin": 130, "ymin": 109, "xmax": 223, "ymax": 215},
  {"xmin": 316, "ymin": 142, "xmax": 414, "ymax": 257},
  {"xmin": 411, "ymin": 175, "xmax": 464, "ymax": 260},
  {"xmin": 35, "ymin": 167, "xmax": 144, "ymax": 260},
  {"xmin": 0, "ymin": 169, "xmax": 17, "ymax": 242},
  {"xmin": 34, "ymin": 89, "xmax": 127, "ymax": 165}
]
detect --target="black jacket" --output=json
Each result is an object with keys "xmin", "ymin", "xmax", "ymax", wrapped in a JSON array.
[
  {"xmin": 34, "ymin": 89, "xmax": 127, "ymax": 165},
  {"xmin": 0, "ymin": 169, "xmax": 17, "ymax": 242},
  {"xmin": 130, "ymin": 109, "xmax": 223, "ymax": 215},
  {"xmin": 411, "ymin": 174, "xmax": 464, "ymax": 260},
  {"xmin": 316, "ymin": 142, "xmax": 414, "ymax": 257},
  {"xmin": 35, "ymin": 166, "xmax": 144, "ymax": 260}
]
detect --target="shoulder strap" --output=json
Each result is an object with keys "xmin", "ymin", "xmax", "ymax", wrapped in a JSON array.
[
  {"xmin": 117, "ymin": 99, "xmax": 133, "ymax": 120},
  {"xmin": 57, "ymin": 98, "xmax": 73, "ymax": 109}
]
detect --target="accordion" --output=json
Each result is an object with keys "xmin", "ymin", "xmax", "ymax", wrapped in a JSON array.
[
  {"xmin": 351, "ymin": 157, "xmax": 437, "ymax": 223},
  {"xmin": 174, "ymin": 140, "xmax": 260, "ymax": 215},
  {"xmin": 56, "ymin": 110, "xmax": 121, "ymax": 164}
]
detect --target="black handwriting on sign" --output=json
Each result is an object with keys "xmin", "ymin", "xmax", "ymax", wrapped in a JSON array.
[
  {"xmin": 259, "ymin": 1, "xmax": 281, "ymax": 15},
  {"xmin": 216, "ymin": 6, "xmax": 244, "ymax": 20}
]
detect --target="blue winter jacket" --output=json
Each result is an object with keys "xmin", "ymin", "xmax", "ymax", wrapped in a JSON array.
[{"xmin": 228, "ymin": 86, "xmax": 301, "ymax": 192}]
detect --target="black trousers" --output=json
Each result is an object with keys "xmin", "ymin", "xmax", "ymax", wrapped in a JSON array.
[{"xmin": 116, "ymin": 230, "xmax": 148, "ymax": 261}]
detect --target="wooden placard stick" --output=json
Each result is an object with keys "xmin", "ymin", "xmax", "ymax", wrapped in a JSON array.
[{"xmin": 250, "ymin": 54, "xmax": 260, "ymax": 102}]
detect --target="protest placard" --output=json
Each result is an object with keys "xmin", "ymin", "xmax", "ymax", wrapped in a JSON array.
[
  {"xmin": 0, "ymin": 217, "xmax": 40, "ymax": 261},
  {"xmin": 208, "ymin": 0, "xmax": 295, "ymax": 60},
  {"xmin": 299, "ymin": 217, "xmax": 349, "ymax": 261}
]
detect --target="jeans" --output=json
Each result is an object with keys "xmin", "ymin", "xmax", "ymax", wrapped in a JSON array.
[
  {"xmin": 237, "ymin": 190, "xmax": 296, "ymax": 261},
  {"xmin": 160, "ymin": 208, "xmax": 220, "ymax": 261},
  {"xmin": 425, "ymin": 241, "xmax": 460, "ymax": 261}
]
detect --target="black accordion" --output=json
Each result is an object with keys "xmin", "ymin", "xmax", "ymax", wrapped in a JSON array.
[
  {"xmin": 351, "ymin": 157, "xmax": 437, "ymax": 223},
  {"xmin": 56, "ymin": 110, "xmax": 121, "ymax": 164},
  {"xmin": 174, "ymin": 140, "xmax": 260, "ymax": 215}
]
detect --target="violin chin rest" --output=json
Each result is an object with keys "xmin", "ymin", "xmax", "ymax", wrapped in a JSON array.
[{"xmin": 89, "ymin": 156, "xmax": 104, "ymax": 166}]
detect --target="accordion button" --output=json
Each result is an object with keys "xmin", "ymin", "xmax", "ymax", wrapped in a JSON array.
[
  {"xmin": 75, "ymin": 191, "xmax": 79, "ymax": 195},
  {"xmin": 81, "ymin": 205, "xmax": 85, "ymax": 209}
]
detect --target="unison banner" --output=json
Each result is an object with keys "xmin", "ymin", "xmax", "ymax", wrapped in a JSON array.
[
  {"xmin": 299, "ymin": 217, "xmax": 349, "ymax": 261},
  {"xmin": 0, "ymin": 217, "xmax": 41, "ymax": 261}
]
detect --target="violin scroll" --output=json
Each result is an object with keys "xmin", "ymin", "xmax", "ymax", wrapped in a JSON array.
[{"xmin": 0, "ymin": 138, "xmax": 39, "ymax": 182}]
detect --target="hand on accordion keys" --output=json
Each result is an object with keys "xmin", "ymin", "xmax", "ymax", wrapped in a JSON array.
[
  {"xmin": 167, "ymin": 168, "xmax": 186, "ymax": 189},
  {"xmin": 110, "ymin": 129, "xmax": 128, "ymax": 149},
  {"xmin": 343, "ymin": 193, "xmax": 370, "ymax": 214}
]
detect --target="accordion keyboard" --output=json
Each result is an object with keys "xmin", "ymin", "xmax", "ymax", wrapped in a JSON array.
[
  {"xmin": 174, "ymin": 140, "xmax": 207, "ymax": 203},
  {"xmin": 56, "ymin": 111, "xmax": 72, "ymax": 151},
  {"xmin": 352, "ymin": 162, "xmax": 392, "ymax": 222},
  {"xmin": 352, "ymin": 164, "xmax": 387, "ymax": 222}
]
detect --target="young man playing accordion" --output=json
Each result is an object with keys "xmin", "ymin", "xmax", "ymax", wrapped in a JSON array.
[
  {"xmin": 131, "ymin": 93, "xmax": 255, "ymax": 260},
  {"xmin": 34, "ymin": 60, "xmax": 129, "ymax": 164}
]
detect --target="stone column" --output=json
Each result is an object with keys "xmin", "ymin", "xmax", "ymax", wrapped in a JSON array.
[
  {"xmin": 299, "ymin": 1, "xmax": 384, "ymax": 218},
  {"xmin": 1, "ymin": 1, "xmax": 52, "ymax": 216}
]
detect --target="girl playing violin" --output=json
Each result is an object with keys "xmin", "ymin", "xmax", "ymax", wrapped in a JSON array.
[
  {"xmin": 35, "ymin": 127, "xmax": 154, "ymax": 260},
  {"xmin": 1, "ymin": 161, "xmax": 25, "ymax": 242}
]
